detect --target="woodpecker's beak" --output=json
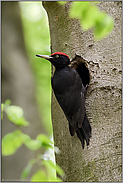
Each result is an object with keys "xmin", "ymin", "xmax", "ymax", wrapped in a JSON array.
[{"xmin": 36, "ymin": 54, "xmax": 53, "ymax": 60}]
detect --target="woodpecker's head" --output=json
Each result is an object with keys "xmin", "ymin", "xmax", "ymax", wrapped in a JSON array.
[{"xmin": 36, "ymin": 52, "xmax": 70, "ymax": 69}]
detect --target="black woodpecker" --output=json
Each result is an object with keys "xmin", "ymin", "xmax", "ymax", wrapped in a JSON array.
[{"xmin": 36, "ymin": 52, "xmax": 92, "ymax": 149}]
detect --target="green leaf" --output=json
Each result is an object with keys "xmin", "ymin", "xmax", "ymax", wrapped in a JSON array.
[
  {"xmin": 36, "ymin": 134, "xmax": 53, "ymax": 148},
  {"xmin": 69, "ymin": 1, "xmax": 114, "ymax": 40},
  {"xmin": 6, "ymin": 105, "xmax": 23, "ymax": 118},
  {"xmin": 5, "ymin": 105, "xmax": 30, "ymax": 126},
  {"xmin": 21, "ymin": 134, "xmax": 42, "ymax": 150},
  {"xmin": 1, "ymin": 100, "xmax": 11, "ymax": 119},
  {"xmin": 21, "ymin": 133, "xmax": 31, "ymax": 143},
  {"xmin": 5, "ymin": 105, "xmax": 23, "ymax": 119},
  {"xmin": 2, "ymin": 130, "xmax": 23, "ymax": 156},
  {"xmin": 24, "ymin": 139, "xmax": 42, "ymax": 150},
  {"xmin": 94, "ymin": 13, "xmax": 114, "ymax": 40},
  {"xmin": 4, "ymin": 99, "xmax": 11, "ymax": 105},
  {"xmin": 45, "ymin": 172, "xmax": 62, "ymax": 182},
  {"xmin": 43, "ymin": 160, "xmax": 65, "ymax": 176},
  {"xmin": 69, "ymin": 2, "xmax": 90, "ymax": 19},
  {"xmin": 53, "ymin": 177, "xmax": 62, "ymax": 182},
  {"xmin": 58, "ymin": 1, "xmax": 67, "ymax": 5},
  {"xmin": 13, "ymin": 116, "xmax": 30, "ymax": 126},
  {"xmin": 21, "ymin": 159, "xmax": 36, "ymax": 180},
  {"xmin": 31, "ymin": 170, "xmax": 47, "ymax": 182},
  {"xmin": 55, "ymin": 163, "xmax": 65, "ymax": 176},
  {"xmin": 1, "ymin": 104, "xmax": 4, "ymax": 112},
  {"xmin": 80, "ymin": 5, "xmax": 99, "ymax": 30}
]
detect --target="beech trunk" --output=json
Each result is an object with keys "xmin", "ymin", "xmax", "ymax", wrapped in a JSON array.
[{"xmin": 43, "ymin": 1, "xmax": 122, "ymax": 182}]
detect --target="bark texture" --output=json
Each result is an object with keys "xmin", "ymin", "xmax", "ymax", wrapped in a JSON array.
[
  {"xmin": 2, "ymin": 2, "xmax": 46, "ymax": 181},
  {"xmin": 43, "ymin": 1, "xmax": 122, "ymax": 182}
]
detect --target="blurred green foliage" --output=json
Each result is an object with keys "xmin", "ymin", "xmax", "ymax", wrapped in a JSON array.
[
  {"xmin": 2, "ymin": 100, "xmax": 64, "ymax": 181},
  {"xmin": 59, "ymin": 1, "xmax": 114, "ymax": 40},
  {"xmin": 19, "ymin": 2, "xmax": 52, "ymax": 135},
  {"xmin": 2, "ymin": 130, "xmax": 23, "ymax": 156}
]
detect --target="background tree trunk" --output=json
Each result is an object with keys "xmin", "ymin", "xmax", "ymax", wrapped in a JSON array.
[
  {"xmin": 43, "ymin": 1, "xmax": 122, "ymax": 182},
  {"xmin": 2, "ymin": 2, "xmax": 46, "ymax": 181}
]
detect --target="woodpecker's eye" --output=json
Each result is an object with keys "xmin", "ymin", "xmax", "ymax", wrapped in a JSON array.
[{"xmin": 55, "ymin": 54, "xmax": 59, "ymax": 59}]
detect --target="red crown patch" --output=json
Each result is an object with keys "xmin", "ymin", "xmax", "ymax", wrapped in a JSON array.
[{"xmin": 51, "ymin": 52, "xmax": 69, "ymax": 59}]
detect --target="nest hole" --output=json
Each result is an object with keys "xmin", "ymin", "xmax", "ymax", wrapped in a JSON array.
[{"xmin": 70, "ymin": 54, "xmax": 90, "ymax": 87}]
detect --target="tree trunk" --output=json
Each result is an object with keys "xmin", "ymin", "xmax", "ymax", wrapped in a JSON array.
[
  {"xmin": 2, "ymin": 2, "xmax": 46, "ymax": 181},
  {"xmin": 43, "ymin": 1, "xmax": 122, "ymax": 182}
]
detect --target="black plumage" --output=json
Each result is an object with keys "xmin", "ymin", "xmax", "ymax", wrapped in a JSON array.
[{"xmin": 36, "ymin": 52, "xmax": 92, "ymax": 149}]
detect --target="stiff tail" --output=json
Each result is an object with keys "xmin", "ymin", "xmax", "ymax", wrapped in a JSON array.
[{"xmin": 76, "ymin": 114, "xmax": 92, "ymax": 149}]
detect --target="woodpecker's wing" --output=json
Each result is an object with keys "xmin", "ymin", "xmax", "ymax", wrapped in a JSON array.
[{"xmin": 52, "ymin": 67, "xmax": 85, "ymax": 130}]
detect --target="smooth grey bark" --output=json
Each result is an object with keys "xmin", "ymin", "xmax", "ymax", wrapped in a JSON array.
[
  {"xmin": 2, "ymin": 2, "xmax": 46, "ymax": 181},
  {"xmin": 43, "ymin": 1, "xmax": 122, "ymax": 182}
]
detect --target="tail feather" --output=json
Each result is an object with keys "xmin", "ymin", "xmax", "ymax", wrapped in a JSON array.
[
  {"xmin": 76, "ymin": 128, "xmax": 85, "ymax": 149},
  {"xmin": 76, "ymin": 114, "xmax": 92, "ymax": 149}
]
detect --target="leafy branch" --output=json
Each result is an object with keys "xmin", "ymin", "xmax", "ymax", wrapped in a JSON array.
[
  {"xmin": 1, "ymin": 100, "xmax": 64, "ymax": 181},
  {"xmin": 58, "ymin": 1, "xmax": 114, "ymax": 40}
]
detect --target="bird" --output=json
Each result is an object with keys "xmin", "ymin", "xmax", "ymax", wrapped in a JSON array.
[{"xmin": 36, "ymin": 52, "xmax": 92, "ymax": 149}]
